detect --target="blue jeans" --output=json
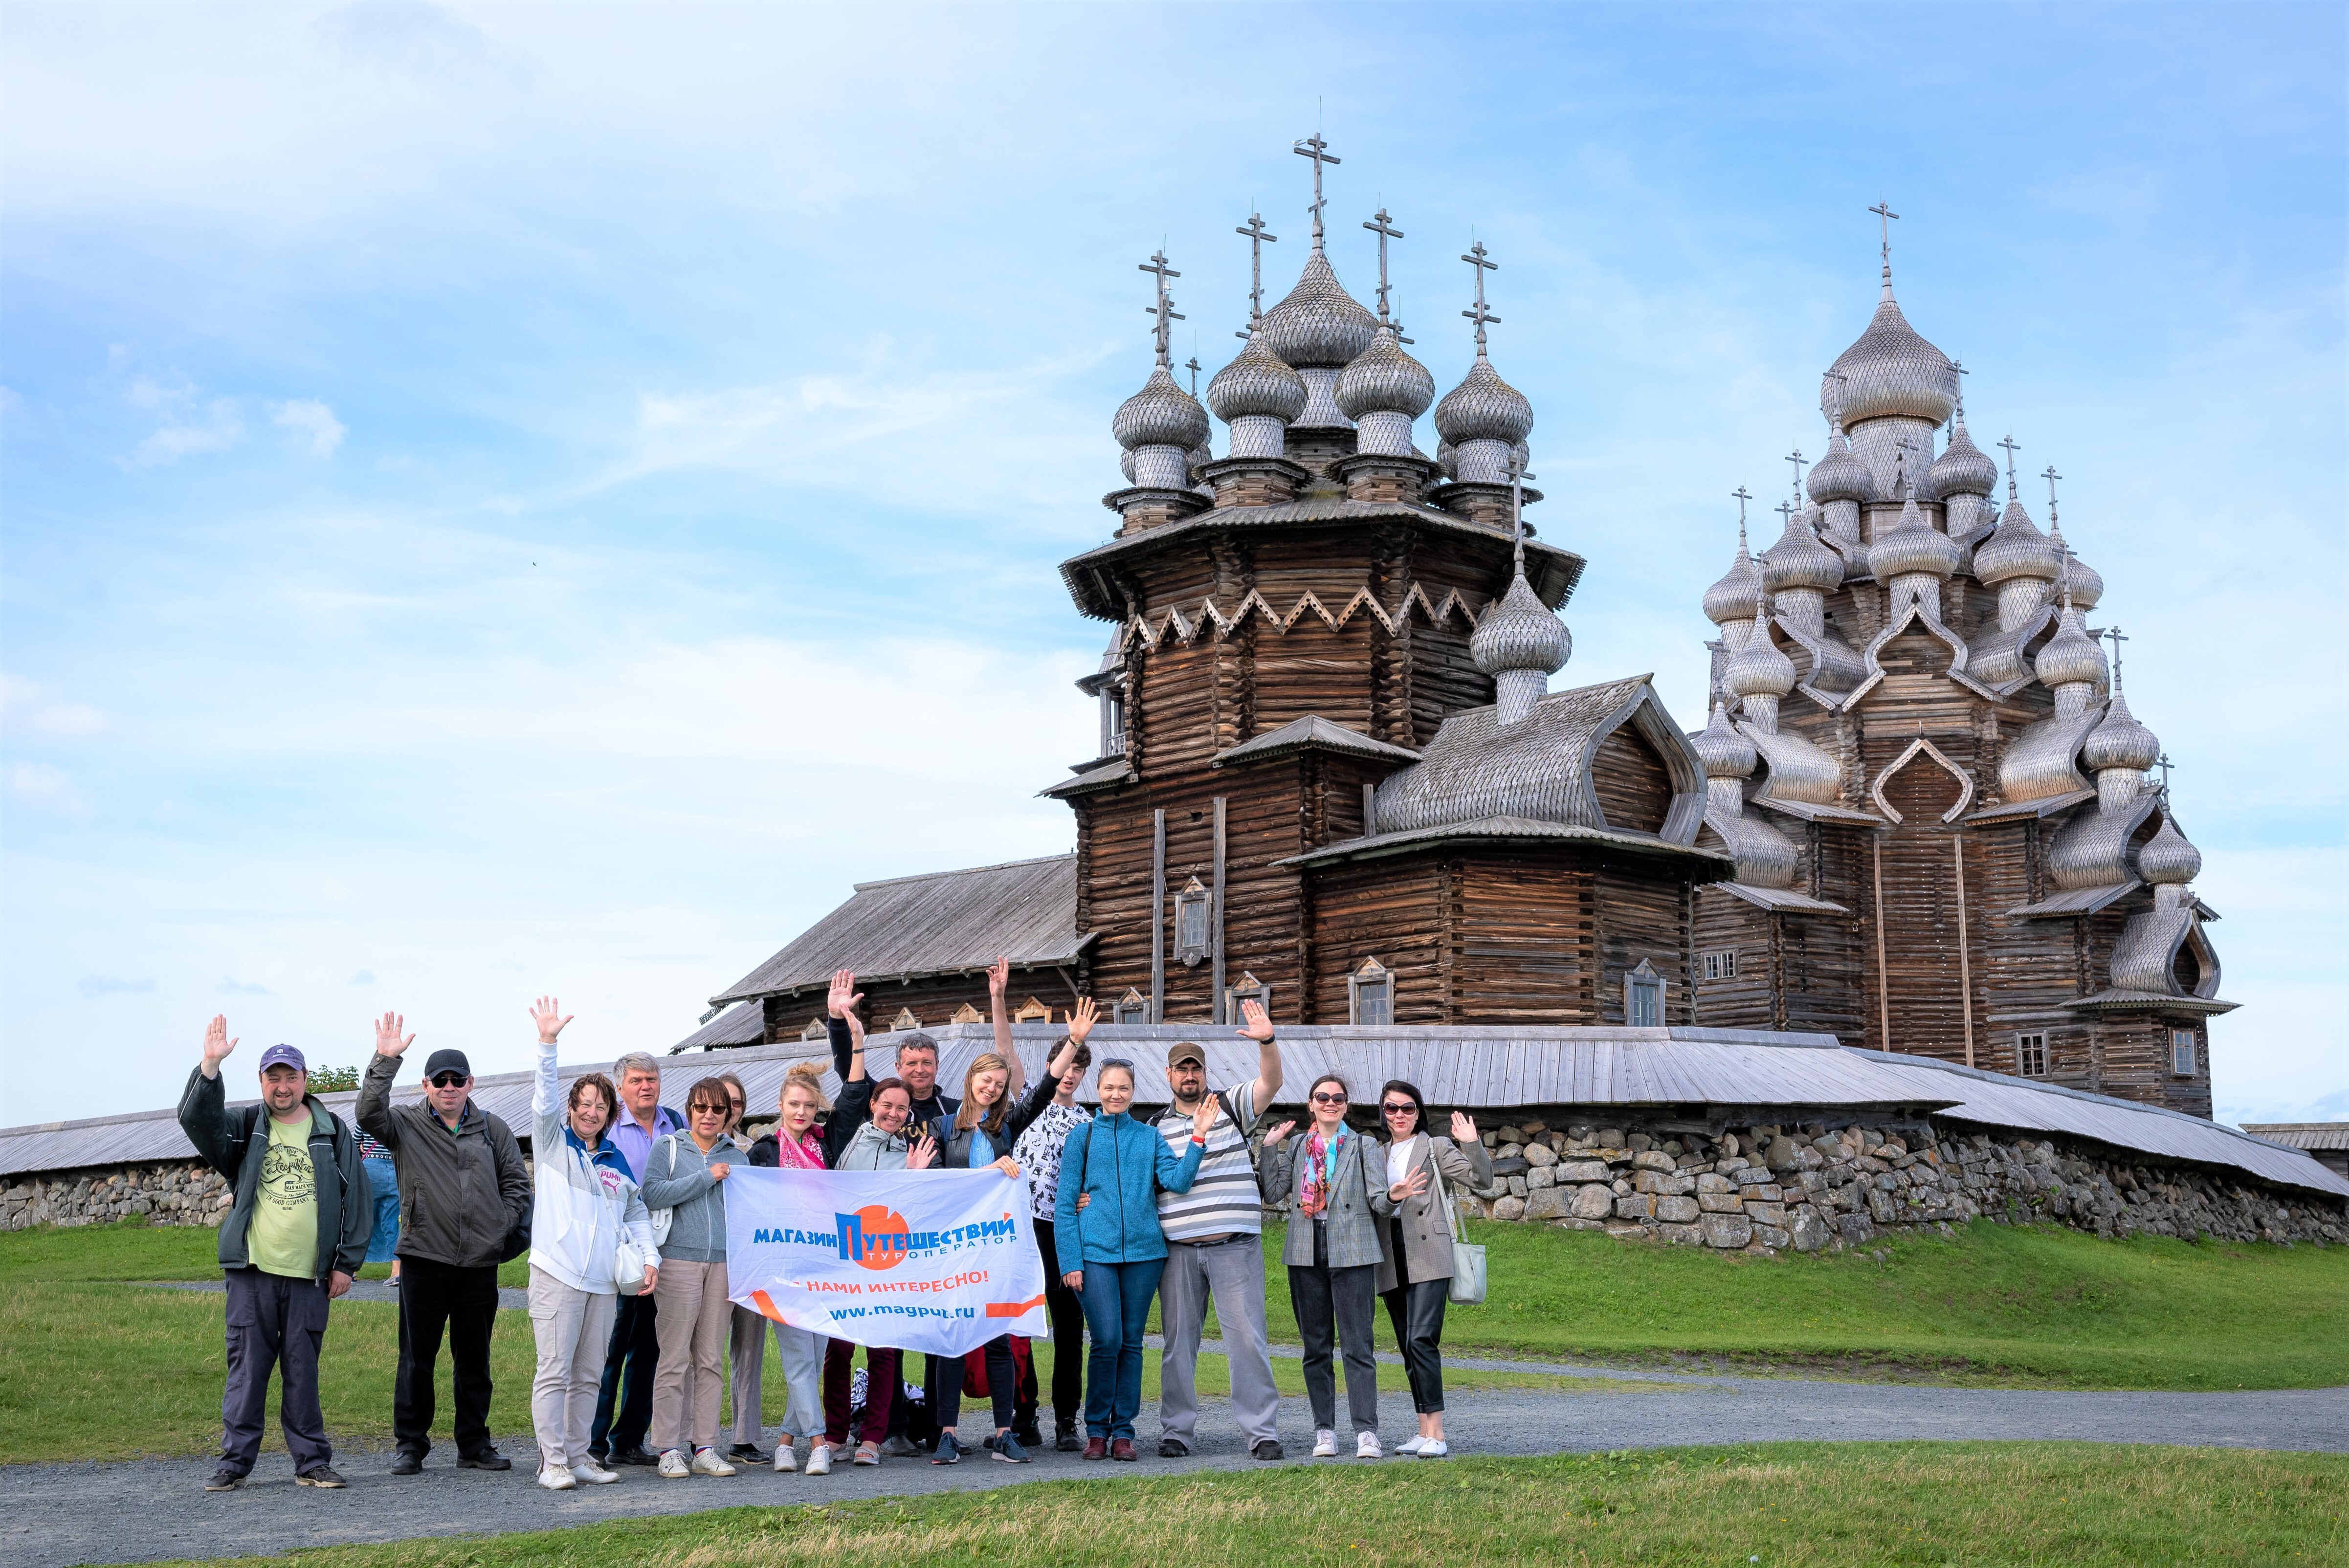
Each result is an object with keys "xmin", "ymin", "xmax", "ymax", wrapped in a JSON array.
[
  {"xmin": 362, "ymin": 1158, "xmax": 401, "ymax": 1265},
  {"xmin": 1077, "ymin": 1258, "xmax": 1163, "ymax": 1441}
]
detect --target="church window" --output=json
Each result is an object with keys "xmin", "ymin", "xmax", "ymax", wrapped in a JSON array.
[
  {"xmin": 1102, "ymin": 689, "xmax": 1127, "ymax": 757},
  {"xmin": 1625, "ymin": 959, "xmax": 1665, "ymax": 1028},
  {"xmin": 2171, "ymin": 1030, "xmax": 2196, "ymax": 1076},
  {"xmin": 1348, "ymin": 958, "xmax": 1392, "ymax": 1026},
  {"xmin": 1174, "ymin": 877, "xmax": 1212, "ymax": 966},
  {"xmin": 1113, "ymin": 988, "xmax": 1148, "ymax": 1025},
  {"xmin": 951, "ymin": 1002, "xmax": 983, "ymax": 1024},
  {"xmin": 2016, "ymin": 1033, "xmax": 2048, "ymax": 1078},
  {"xmin": 1015, "ymin": 996, "xmax": 1053, "ymax": 1023},
  {"xmin": 799, "ymin": 1017, "xmax": 829, "ymax": 1043},
  {"xmin": 1702, "ymin": 949, "xmax": 1738, "ymax": 982},
  {"xmin": 889, "ymin": 1007, "xmax": 922, "ymax": 1033},
  {"xmin": 1226, "ymin": 971, "xmax": 1268, "ymax": 1021}
]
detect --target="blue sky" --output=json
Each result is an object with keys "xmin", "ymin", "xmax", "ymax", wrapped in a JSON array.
[{"xmin": 3, "ymin": 1, "xmax": 2342, "ymax": 1127}]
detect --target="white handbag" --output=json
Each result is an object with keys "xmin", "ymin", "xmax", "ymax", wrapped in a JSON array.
[
  {"xmin": 1433, "ymin": 1153, "xmax": 1487, "ymax": 1306},
  {"xmin": 614, "ymin": 1228, "xmax": 655, "ymax": 1296}
]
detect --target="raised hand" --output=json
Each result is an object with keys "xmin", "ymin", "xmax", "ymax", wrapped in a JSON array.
[
  {"xmin": 200, "ymin": 1015, "xmax": 238, "ymax": 1076},
  {"xmin": 907, "ymin": 1132, "xmax": 937, "ymax": 1172},
  {"xmin": 987, "ymin": 956, "xmax": 1010, "ymax": 1000},
  {"xmin": 1263, "ymin": 1120, "xmax": 1296, "ymax": 1147},
  {"xmin": 531, "ymin": 995, "xmax": 573, "ymax": 1045},
  {"xmin": 374, "ymin": 1012, "xmax": 414, "ymax": 1059},
  {"xmin": 1191, "ymin": 1095, "xmax": 1220, "ymax": 1141},
  {"xmin": 827, "ymin": 969, "xmax": 864, "ymax": 1021},
  {"xmin": 1389, "ymin": 1167, "xmax": 1431, "ymax": 1202},
  {"xmin": 1450, "ymin": 1111, "xmax": 1478, "ymax": 1144},
  {"xmin": 1235, "ymin": 998, "xmax": 1275, "ymax": 1043},
  {"xmin": 1067, "ymin": 995, "xmax": 1099, "ymax": 1046}
]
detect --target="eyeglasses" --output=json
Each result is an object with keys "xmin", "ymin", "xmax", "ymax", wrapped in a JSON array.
[
  {"xmin": 688, "ymin": 1102, "xmax": 728, "ymax": 1118},
  {"xmin": 1097, "ymin": 1058, "xmax": 1135, "ymax": 1073},
  {"xmin": 1381, "ymin": 1102, "xmax": 1418, "ymax": 1117},
  {"xmin": 1309, "ymin": 1091, "xmax": 1348, "ymax": 1106},
  {"xmin": 427, "ymin": 1074, "xmax": 469, "ymax": 1089}
]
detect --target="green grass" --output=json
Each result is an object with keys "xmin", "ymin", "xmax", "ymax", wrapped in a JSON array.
[{"xmin": 134, "ymin": 1444, "xmax": 2349, "ymax": 1567}]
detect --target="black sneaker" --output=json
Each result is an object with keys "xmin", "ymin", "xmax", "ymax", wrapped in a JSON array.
[
  {"xmin": 727, "ymin": 1443, "xmax": 768, "ymax": 1463},
  {"xmin": 611, "ymin": 1445, "xmax": 658, "ymax": 1467},
  {"xmin": 457, "ymin": 1449, "xmax": 511, "ymax": 1471},
  {"xmin": 1252, "ymin": 1438, "xmax": 1285, "ymax": 1462},
  {"xmin": 296, "ymin": 1466, "xmax": 347, "ymax": 1488},
  {"xmin": 1013, "ymin": 1422, "xmax": 1043, "ymax": 1448},
  {"xmin": 389, "ymin": 1452, "xmax": 423, "ymax": 1476},
  {"xmin": 204, "ymin": 1466, "xmax": 247, "ymax": 1492},
  {"xmin": 1158, "ymin": 1436, "xmax": 1190, "ymax": 1458},
  {"xmin": 1056, "ymin": 1427, "xmax": 1083, "ymax": 1453}
]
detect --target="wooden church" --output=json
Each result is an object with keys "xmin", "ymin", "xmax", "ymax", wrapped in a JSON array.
[{"xmin": 691, "ymin": 153, "xmax": 2230, "ymax": 1122}]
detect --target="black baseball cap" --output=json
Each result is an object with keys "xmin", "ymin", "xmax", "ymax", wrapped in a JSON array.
[{"xmin": 422, "ymin": 1048, "xmax": 473, "ymax": 1082}]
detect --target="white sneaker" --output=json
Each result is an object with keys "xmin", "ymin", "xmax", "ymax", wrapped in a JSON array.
[
  {"xmin": 1312, "ymin": 1430, "xmax": 1337, "ymax": 1458},
  {"xmin": 804, "ymin": 1443, "xmax": 833, "ymax": 1476},
  {"xmin": 1396, "ymin": 1435, "xmax": 1426, "ymax": 1456},
  {"xmin": 772, "ymin": 1439, "xmax": 798, "ymax": 1473},
  {"xmin": 657, "ymin": 1448, "xmax": 692, "ymax": 1479},
  {"xmin": 536, "ymin": 1464, "xmax": 576, "ymax": 1491},
  {"xmin": 1416, "ymin": 1439, "xmax": 1449, "ymax": 1459},
  {"xmin": 569, "ymin": 1461, "xmax": 620, "ymax": 1484},
  {"xmin": 690, "ymin": 1447, "xmax": 737, "ymax": 1477},
  {"xmin": 1357, "ymin": 1431, "xmax": 1382, "ymax": 1459}
]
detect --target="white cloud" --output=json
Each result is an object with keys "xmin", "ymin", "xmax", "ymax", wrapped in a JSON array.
[
  {"xmin": 5, "ymin": 762, "xmax": 91, "ymax": 817},
  {"xmin": 273, "ymin": 398, "xmax": 348, "ymax": 456},
  {"xmin": 217, "ymin": 977, "xmax": 273, "ymax": 995},
  {"xmin": 0, "ymin": 676, "xmax": 108, "ymax": 738},
  {"xmin": 122, "ymin": 374, "xmax": 242, "ymax": 467},
  {"xmin": 78, "ymin": 975, "xmax": 155, "ymax": 999}
]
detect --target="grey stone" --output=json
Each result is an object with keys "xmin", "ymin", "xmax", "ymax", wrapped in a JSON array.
[
  {"xmin": 1732, "ymin": 1166, "xmax": 1776, "ymax": 1188},
  {"xmin": 1698, "ymin": 1192, "xmax": 1746, "ymax": 1215},
  {"xmin": 1790, "ymin": 1207, "xmax": 1833, "ymax": 1252},
  {"xmin": 1655, "ymin": 1195, "xmax": 1701, "ymax": 1224},
  {"xmin": 1521, "ymin": 1186, "xmax": 1572, "ymax": 1222},
  {"xmin": 1569, "ymin": 1183, "xmax": 1615, "ymax": 1220},
  {"xmin": 1555, "ymin": 1161, "xmax": 1611, "ymax": 1183},
  {"xmin": 1659, "ymin": 1223, "xmax": 1704, "ymax": 1247},
  {"xmin": 1615, "ymin": 1194, "xmax": 1656, "ymax": 1221},
  {"xmin": 1523, "ymin": 1143, "xmax": 1556, "ymax": 1169},
  {"xmin": 1753, "ymin": 1223, "xmax": 1792, "ymax": 1249},
  {"xmin": 1699, "ymin": 1213, "xmax": 1753, "ymax": 1249},
  {"xmin": 1631, "ymin": 1149, "xmax": 1677, "ymax": 1174},
  {"xmin": 1745, "ymin": 1201, "xmax": 1789, "ymax": 1228},
  {"xmin": 1526, "ymin": 1167, "xmax": 1555, "ymax": 1191},
  {"xmin": 1492, "ymin": 1196, "xmax": 1526, "ymax": 1222},
  {"xmin": 1695, "ymin": 1172, "xmax": 1734, "ymax": 1193},
  {"xmin": 1836, "ymin": 1214, "xmax": 1876, "ymax": 1246}
]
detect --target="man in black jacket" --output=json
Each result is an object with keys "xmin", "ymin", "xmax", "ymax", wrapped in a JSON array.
[
  {"xmin": 356, "ymin": 1011, "xmax": 532, "ymax": 1476},
  {"xmin": 177, "ymin": 1016, "xmax": 370, "ymax": 1493}
]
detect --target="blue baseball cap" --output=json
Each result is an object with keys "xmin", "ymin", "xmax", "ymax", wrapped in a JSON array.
[{"xmin": 257, "ymin": 1044, "xmax": 307, "ymax": 1075}]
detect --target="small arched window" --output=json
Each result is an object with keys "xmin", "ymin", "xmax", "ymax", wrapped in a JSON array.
[
  {"xmin": 1624, "ymin": 959, "xmax": 1665, "ymax": 1028},
  {"xmin": 1348, "ymin": 957, "xmax": 1393, "ymax": 1026}
]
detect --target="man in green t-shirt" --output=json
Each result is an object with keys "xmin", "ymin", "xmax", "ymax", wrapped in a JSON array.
[{"xmin": 177, "ymin": 1020, "xmax": 370, "ymax": 1492}]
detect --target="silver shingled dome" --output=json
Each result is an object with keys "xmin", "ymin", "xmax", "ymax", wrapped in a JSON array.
[
  {"xmin": 1819, "ymin": 281, "xmax": 1958, "ymax": 426},
  {"xmin": 1433, "ymin": 353, "xmax": 1535, "ymax": 447},
  {"xmin": 1207, "ymin": 330, "xmax": 1308, "ymax": 424},
  {"xmin": 1260, "ymin": 250, "xmax": 1380, "ymax": 370},
  {"xmin": 2034, "ymin": 604, "xmax": 2108, "ymax": 690},
  {"xmin": 1702, "ymin": 538, "xmax": 1763, "ymax": 626},
  {"xmin": 1762, "ymin": 506, "xmax": 1846, "ymax": 593},
  {"xmin": 1867, "ymin": 493, "xmax": 1961, "ymax": 581},
  {"xmin": 1112, "ymin": 363, "xmax": 1210, "ymax": 453},
  {"xmin": 1806, "ymin": 416, "xmax": 1878, "ymax": 505},
  {"xmin": 1727, "ymin": 611, "xmax": 1798, "ymax": 698},
  {"xmin": 1470, "ymin": 572, "xmax": 1570, "ymax": 678},
  {"xmin": 1973, "ymin": 498, "xmax": 2064, "ymax": 585},
  {"xmin": 1929, "ymin": 410, "xmax": 1999, "ymax": 497},
  {"xmin": 1694, "ymin": 700, "xmax": 1758, "ymax": 779},
  {"xmin": 1335, "ymin": 324, "xmax": 1436, "ymax": 420},
  {"xmin": 2082, "ymin": 692, "xmax": 2160, "ymax": 775},
  {"xmin": 2136, "ymin": 810, "xmax": 2203, "ymax": 885},
  {"xmin": 2051, "ymin": 525, "xmax": 2105, "ymax": 609}
]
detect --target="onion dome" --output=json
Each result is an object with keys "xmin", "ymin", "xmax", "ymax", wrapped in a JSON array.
[
  {"xmin": 1929, "ymin": 408, "xmax": 1998, "ymax": 498},
  {"xmin": 1470, "ymin": 571, "xmax": 1570, "ymax": 679},
  {"xmin": 1260, "ymin": 249, "xmax": 1379, "ymax": 370},
  {"xmin": 1511, "ymin": 439, "xmax": 1531, "ymax": 475},
  {"xmin": 1207, "ymin": 330, "xmax": 1308, "ymax": 423},
  {"xmin": 2083, "ymin": 693, "xmax": 2160, "ymax": 775},
  {"xmin": 1702, "ymin": 535, "xmax": 1763, "ymax": 626},
  {"xmin": 2034, "ymin": 604, "xmax": 2108, "ymax": 690},
  {"xmin": 1433, "ymin": 353, "xmax": 1535, "ymax": 447},
  {"xmin": 1973, "ymin": 497, "xmax": 2063, "ymax": 586},
  {"xmin": 1818, "ymin": 274, "xmax": 1958, "ymax": 426},
  {"xmin": 1762, "ymin": 506, "xmax": 1845, "ymax": 593},
  {"xmin": 2050, "ymin": 523, "xmax": 2104, "ymax": 610},
  {"xmin": 2137, "ymin": 811, "xmax": 2203, "ymax": 885},
  {"xmin": 1868, "ymin": 492, "xmax": 1961, "ymax": 581},
  {"xmin": 1119, "ymin": 448, "xmax": 1137, "ymax": 483},
  {"xmin": 1694, "ymin": 701, "xmax": 1758, "ymax": 779},
  {"xmin": 1806, "ymin": 412, "xmax": 1878, "ymax": 505},
  {"xmin": 1112, "ymin": 363, "xmax": 1209, "ymax": 453},
  {"xmin": 1727, "ymin": 607, "xmax": 1797, "ymax": 698},
  {"xmin": 1334, "ymin": 324, "xmax": 1435, "ymax": 420}
]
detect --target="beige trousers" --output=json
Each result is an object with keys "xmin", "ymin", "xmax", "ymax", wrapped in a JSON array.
[
  {"xmin": 527, "ymin": 1267, "xmax": 617, "ymax": 1470},
  {"xmin": 649, "ymin": 1258, "xmax": 731, "ymax": 1454}
]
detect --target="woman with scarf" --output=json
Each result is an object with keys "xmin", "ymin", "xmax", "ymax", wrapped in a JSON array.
[
  {"xmin": 736, "ymin": 1062, "xmax": 833, "ymax": 1474},
  {"xmin": 1367, "ymin": 1081, "xmax": 1490, "ymax": 1458},
  {"xmin": 1261, "ymin": 1074, "xmax": 1387, "ymax": 1459},
  {"xmin": 524, "ymin": 996, "xmax": 657, "ymax": 1491}
]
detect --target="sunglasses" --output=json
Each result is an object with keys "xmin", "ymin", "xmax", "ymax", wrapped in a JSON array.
[
  {"xmin": 1097, "ymin": 1058, "xmax": 1135, "ymax": 1074},
  {"xmin": 1310, "ymin": 1091, "xmax": 1348, "ymax": 1105},
  {"xmin": 427, "ymin": 1073, "xmax": 470, "ymax": 1089},
  {"xmin": 1381, "ymin": 1102, "xmax": 1418, "ymax": 1117},
  {"xmin": 688, "ymin": 1101, "xmax": 729, "ymax": 1117}
]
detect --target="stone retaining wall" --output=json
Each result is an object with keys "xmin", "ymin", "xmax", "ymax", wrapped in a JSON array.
[
  {"xmin": 1443, "ymin": 1115, "xmax": 2345, "ymax": 1251},
  {"xmin": 3, "ymin": 1161, "xmax": 234, "ymax": 1230}
]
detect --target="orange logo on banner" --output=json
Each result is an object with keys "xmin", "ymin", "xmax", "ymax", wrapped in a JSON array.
[{"xmin": 842, "ymin": 1203, "xmax": 913, "ymax": 1272}]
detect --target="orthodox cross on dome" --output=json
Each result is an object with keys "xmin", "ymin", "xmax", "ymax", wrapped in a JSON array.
[
  {"xmin": 1185, "ymin": 355, "xmax": 1201, "ymax": 398},
  {"xmin": 1775, "ymin": 499, "xmax": 1795, "ymax": 531},
  {"xmin": 1234, "ymin": 212, "xmax": 1278, "ymax": 337},
  {"xmin": 2101, "ymin": 625, "xmax": 2128, "ymax": 692},
  {"xmin": 1952, "ymin": 357, "xmax": 1970, "ymax": 415},
  {"xmin": 1364, "ymin": 207, "xmax": 1404, "ymax": 323},
  {"xmin": 1293, "ymin": 132, "xmax": 1341, "ymax": 251},
  {"xmin": 2041, "ymin": 464, "xmax": 2063, "ymax": 526},
  {"xmin": 2155, "ymin": 751, "xmax": 2173, "ymax": 797},
  {"xmin": 1997, "ymin": 434, "xmax": 2022, "ymax": 498},
  {"xmin": 1826, "ymin": 368, "xmax": 1849, "ymax": 421},
  {"xmin": 1870, "ymin": 199, "xmax": 1900, "ymax": 284},
  {"xmin": 1785, "ymin": 447, "xmax": 1806, "ymax": 501},
  {"xmin": 1507, "ymin": 454, "xmax": 1529, "ymax": 573},
  {"xmin": 1731, "ymin": 484, "xmax": 1753, "ymax": 545},
  {"xmin": 1461, "ymin": 239, "xmax": 1500, "ymax": 353},
  {"xmin": 1138, "ymin": 250, "xmax": 1183, "ymax": 366}
]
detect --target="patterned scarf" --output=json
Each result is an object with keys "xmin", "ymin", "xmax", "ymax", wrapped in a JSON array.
[
  {"xmin": 1299, "ymin": 1125, "xmax": 1348, "ymax": 1219},
  {"xmin": 773, "ymin": 1127, "xmax": 826, "ymax": 1170}
]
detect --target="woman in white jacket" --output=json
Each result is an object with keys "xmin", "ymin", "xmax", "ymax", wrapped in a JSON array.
[{"xmin": 527, "ymin": 997, "xmax": 658, "ymax": 1491}]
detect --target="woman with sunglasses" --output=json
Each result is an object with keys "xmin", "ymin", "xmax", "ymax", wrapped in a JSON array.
[
  {"xmin": 1261, "ymin": 1074, "xmax": 1387, "ymax": 1459},
  {"xmin": 639, "ymin": 1076, "xmax": 746, "ymax": 1480},
  {"xmin": 1367, "ymin": 1081, "xmax": 1489, "ymax": 1458},
  {"xmin": 1053, "ymin": 1057, "xmax": 1214, "ymax": 1460}
]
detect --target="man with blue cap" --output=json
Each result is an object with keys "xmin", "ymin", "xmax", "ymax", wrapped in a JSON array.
[{"xmin": 177, "ymin": 1016, "xmax": 371, "ymax": 1492}]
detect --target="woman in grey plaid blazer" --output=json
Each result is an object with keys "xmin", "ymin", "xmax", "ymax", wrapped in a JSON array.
[{"xmin": 1259, "ymin": 1074, "xmax": 1388, "ymax": 1459}]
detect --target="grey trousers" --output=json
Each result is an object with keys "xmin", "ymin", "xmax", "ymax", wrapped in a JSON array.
[
  {"xmin": 1156, "ymin": 1235, "xmax": 1281, "ymax": 1449},
  {"xmin": 220, "ymin": 1267, "xmax": 332, "ymax": 1476},
  {"xmin": 730, "ymin": 1304, "xmax": 823, "ymax": 1446},
  {"xmin": 527, "ymin": 1268, "xmax": 618, "ymax": 1470},
  {"xmin": 1289, "ymin": 1227, "xmax": 1380, "ymax": 1435}
]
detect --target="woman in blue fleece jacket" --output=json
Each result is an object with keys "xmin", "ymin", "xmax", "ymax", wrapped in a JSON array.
[{"xmin": 1053, "ymin": 1061, "xmax": 1214, "ymax": 1459}]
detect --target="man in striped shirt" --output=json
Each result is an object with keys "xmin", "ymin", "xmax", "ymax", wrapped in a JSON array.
[{"xmin": 1151, "ymin": 999, "xmax": 1285, "ymax": 1460}]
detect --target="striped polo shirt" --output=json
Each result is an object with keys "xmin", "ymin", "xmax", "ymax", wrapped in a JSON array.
[{"xmin": 1153, "ymin": 1080, "xmax": 1263, "ymax": 1241}]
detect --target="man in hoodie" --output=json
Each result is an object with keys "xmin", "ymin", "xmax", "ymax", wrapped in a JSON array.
[
  {"xmin": 357, "ymin": 1012, "xmax": 531, "ymax": 1476},
  {"xmin": 177, "ymin": 1017, "xmax": 370, "ymax": 1493}
]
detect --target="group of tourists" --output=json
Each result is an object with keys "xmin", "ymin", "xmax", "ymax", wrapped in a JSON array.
[{"xmin": 175, "ymin": 963, "xmax": 1490, "ymax": 1493}]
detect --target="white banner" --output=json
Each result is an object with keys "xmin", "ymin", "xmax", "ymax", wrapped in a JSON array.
[{"xmin": 723, "ymin": 1166, "xmax": 1050, "ymax": 1358}]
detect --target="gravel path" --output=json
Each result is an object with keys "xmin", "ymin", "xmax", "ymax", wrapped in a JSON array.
[{"xmin": 7, "ymin": 1370, "xmax": 2344, "ymax": 1568}]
